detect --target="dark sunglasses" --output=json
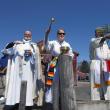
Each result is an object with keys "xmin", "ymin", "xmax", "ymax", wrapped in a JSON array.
[{"xmin": 58, "ymin": 33, "xmax": 66, "ymax": 35}]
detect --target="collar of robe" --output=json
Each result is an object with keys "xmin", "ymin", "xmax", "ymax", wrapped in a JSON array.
[
  {"xmin": 23, "ymin": 39, "xmax": 32, "ymax": 44},
  {"xmin": 57, "ymin": 40, "xmax": 65, "ymax": 45}
]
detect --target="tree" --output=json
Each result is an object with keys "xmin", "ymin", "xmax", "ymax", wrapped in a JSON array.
[{"xmin": 79, "ymin": 60, "xmax": 90, "ymax": 73}]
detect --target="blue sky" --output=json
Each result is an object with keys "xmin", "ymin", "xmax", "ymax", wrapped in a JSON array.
[{"xmin": 0, "ymin": 0, "xmax": 110, "ymax": 61}]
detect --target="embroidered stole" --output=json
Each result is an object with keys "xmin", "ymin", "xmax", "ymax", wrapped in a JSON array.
[
  {"xmin": 94, "ymin": 60, "xmax": 110, "ymax": 88},
  {"xmin": 46, "ymin": 57, "xmax": 58, "ymax": 86}
]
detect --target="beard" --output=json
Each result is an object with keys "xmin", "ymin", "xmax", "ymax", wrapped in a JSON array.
[{"xmin": 24, "ymin": 37, "xmax": 31, "ymax": 41}]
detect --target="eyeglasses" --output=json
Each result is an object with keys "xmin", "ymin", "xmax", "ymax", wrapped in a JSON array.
[{"xmin": 58, "ymin": 33, "xmax": 66, "ymax": 35}]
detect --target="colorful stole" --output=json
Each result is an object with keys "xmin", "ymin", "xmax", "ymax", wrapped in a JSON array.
[
  {"xmin": 103, "ymin": 60, "xmax": 110, "ymax": 86},
  {"xmin": 94, "ymin": 60, "xmax": 110, "ymax": 88},
  {"xmin": 105, "ymin": 60, "xmax": 110, "ymax": 72},
  {"xmin": 46, "ymin": 57, "xmax": 58, "ymax": 86}
]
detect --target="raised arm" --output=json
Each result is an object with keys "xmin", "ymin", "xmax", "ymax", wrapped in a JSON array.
[
  {"xmin": 100, "ymin": 33, "xmax": 110, "ymax": 44},
  {"xmin": 44, "ymin": 18, "xmax": 55, "ymax": 47}
]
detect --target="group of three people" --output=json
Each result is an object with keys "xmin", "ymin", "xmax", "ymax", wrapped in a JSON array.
[
  {"xmin": 2, "ymin": 26, "xmax": 110, "ymax": 110},
  {"xmin": 1, "ymin": 28, "xmax": 73, "ymax": 110}
]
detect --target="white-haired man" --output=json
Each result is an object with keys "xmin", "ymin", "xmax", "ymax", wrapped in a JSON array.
[{"xmin": 3, "ymin": 31, "xmax": 43, "ymax": 110}]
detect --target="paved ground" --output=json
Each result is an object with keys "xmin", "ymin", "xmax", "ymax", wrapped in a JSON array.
[
  {"xmin": 75, "ymin": 81, "xmax": 91, "ymax": 101},
  {"xmin": 0, "ymin": 78, "xmax": 91, "ymax": 110}
]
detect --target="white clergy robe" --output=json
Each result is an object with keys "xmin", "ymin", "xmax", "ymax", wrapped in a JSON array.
[{"xmin": 3, "ymin": 39, "xmax": 43, "ymax": 106}]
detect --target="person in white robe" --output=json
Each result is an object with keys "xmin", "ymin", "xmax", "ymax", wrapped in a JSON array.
[
  {"xmin": 90, "ymin": 28, "xmax": 110, "ymax": 100},
  {"xmin": 44, "ymin": 28, "xmax": 74, "ymax": 104},
  {"xmin": 2, "ymin": 31, "xmax": 43, "ymax": 109}
]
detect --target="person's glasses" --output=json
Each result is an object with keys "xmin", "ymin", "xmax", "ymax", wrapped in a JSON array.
[{"xmin": 58, "ymin": 33, "xmax": 66, "ymax": 35}]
